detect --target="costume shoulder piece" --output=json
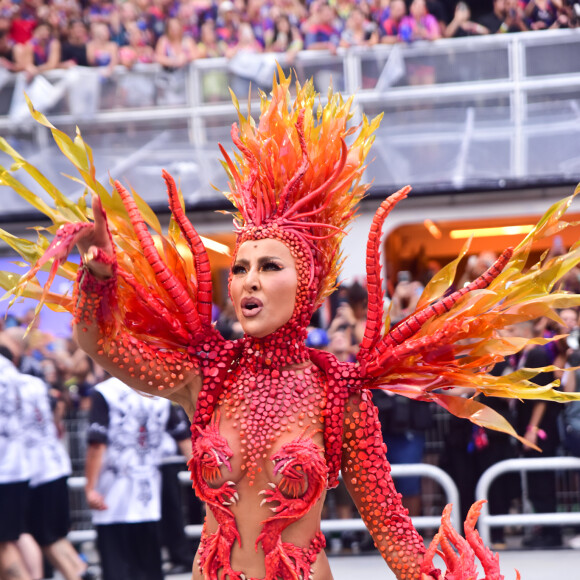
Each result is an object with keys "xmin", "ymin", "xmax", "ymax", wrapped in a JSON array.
[
  {"xmin": 352, "ymin": 185, "xmax": 580, "ymax": 444},
  {"xmin": 0, "ymin": 99, "xmax": 225, "ymax": 355}
]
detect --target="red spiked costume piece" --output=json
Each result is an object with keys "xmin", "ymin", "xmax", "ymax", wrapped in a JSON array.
[{"xmin": 2, "ymin": 72, "xmax": 580, "ymax": 579}]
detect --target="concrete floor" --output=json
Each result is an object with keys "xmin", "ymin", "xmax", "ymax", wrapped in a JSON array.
[{"xmin": 161, "ymin": 549, "xmax": 580, "ymax": 580}]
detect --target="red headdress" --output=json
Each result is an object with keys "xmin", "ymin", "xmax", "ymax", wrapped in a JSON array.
[{"xmin": 220, "ymin": 69, "xmax": 380, "ymax": 324}]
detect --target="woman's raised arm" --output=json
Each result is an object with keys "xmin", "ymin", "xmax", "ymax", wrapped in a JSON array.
[{"xmin": 72, "ymin": 194, "xmax": 202, "ymax": 416}]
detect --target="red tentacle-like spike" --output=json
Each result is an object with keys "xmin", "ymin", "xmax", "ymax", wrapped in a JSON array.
[
  {"xmin": 359, "ymin": 186, "xmax": 411, "ymax": 359},
  {"xmin": 367, "ymin": 319, "xmax": 460, "ymax": 375},
  {"xmin": 277, "ymin": 110, "xmax": 309, "ymax": 216},
  {"xmin": 376, "ymin": 247, "xmax": 513, "ymax": 358},
  {"xmin": 218, "ymin": 143, "xmax": 242, "ymax": 193},
  {"xmin": 117, "ymin": 269, "xmax": 191, "ymax": 343},
  {"xmin": 290, "ymin": 175, "xmax": 354, "ymax": 222},
  {"xmin": 231, "ymin": 125, "xmax": 260, "ymax": 224},
  {"xmin": 162, "ymin": 170, "xmax": 214, "ymax": 325},
  {"xmin": 113, "ymin": 180, "xmax": 203, "ymax": 337},
  {"xmin": 464, "ymin": 501, "xmax": 504, "ymax": 580},
  {"xmin": 433, "ymin": 504, "xmax": 479, "ymax": 580},
  {"xmin": 282, "ymin": 139, "xmax": 348, "ymax": 220}
]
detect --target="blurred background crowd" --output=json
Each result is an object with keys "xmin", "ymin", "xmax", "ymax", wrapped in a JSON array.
[
  {"xmin": 0, "ymin": 0, "xmax": 578, "ymax": 81},
  {"xmin": 1, "ymin": 241, "xmax": 580, "ymax": 579}
]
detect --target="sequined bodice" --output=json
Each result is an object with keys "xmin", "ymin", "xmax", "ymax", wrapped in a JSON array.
[{"xmin": 189, "ymin": 333, "xmax": 331, "ymax": 580}]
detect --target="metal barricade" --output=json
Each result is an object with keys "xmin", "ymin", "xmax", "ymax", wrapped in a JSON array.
[
  {"xmin": 475, "ymin": 456, "xmax": 580, "ymax": 546},
  {"xmin": 67, "ymin": 462, "xmax": 459, "ymax": 543}
]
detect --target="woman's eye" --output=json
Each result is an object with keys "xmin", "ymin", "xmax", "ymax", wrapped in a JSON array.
[
  {"xmin": 262, "ymin": 262, "xmax": 282, "ymax": 271},
  {"xmin": 231, "ymin": 265, "xmax": 246, "ymax": 275}
]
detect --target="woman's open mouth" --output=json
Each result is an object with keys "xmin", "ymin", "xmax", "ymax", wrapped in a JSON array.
[{"xmin": 240, "ymin": 297, "xmax": 263, "ymax": 317}]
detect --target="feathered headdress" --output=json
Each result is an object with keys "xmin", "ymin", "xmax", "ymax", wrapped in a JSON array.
[{"xmin": 220, "ymin": 68, "xmax": 381, "ymax": 308}]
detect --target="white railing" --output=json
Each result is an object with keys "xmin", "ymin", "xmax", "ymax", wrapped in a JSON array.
[
  {"xmin": 475, "ymin": 456, "xmax": 580, "ymax": 546},
  {"xmin": 68, "ymin": 456, "xmax": 580, "ymax": 547},
  {"xmin": 66, "ymin": 462, "xmax": 460, "ymax": 543},
  {"xmin": 1, "ymin": 28, "xmax": 579, "ymax": 217}
]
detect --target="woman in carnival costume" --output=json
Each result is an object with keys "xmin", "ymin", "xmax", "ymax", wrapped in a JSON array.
[{"xmin": 2, "ymin": 70, "xmax": 580, "ymax": 580}]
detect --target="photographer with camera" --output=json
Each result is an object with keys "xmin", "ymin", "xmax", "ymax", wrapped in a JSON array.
[{"xmin": 388, "ymin": 270, "xmax": 423, "ymax": 326}]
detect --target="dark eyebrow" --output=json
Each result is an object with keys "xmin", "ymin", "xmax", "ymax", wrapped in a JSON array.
[
  {"xmin": 258, "ymin": 256, "xmax": 283, "ymax": 264},
  {"xmin": 233, "ymin": 256, "xmax": 284, "ymax": 268}
]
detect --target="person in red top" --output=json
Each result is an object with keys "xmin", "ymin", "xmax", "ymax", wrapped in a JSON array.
[
  {"xmin": 17, "ymin": 20, "xmax": 62, "ymax": 79},
  {"xmin": 9, "ymin": 0, "xmax": 39, "ymax": 45},
  {"xmin": 303, "ymin": 1, "xmax": 341, "ymax": 52}
]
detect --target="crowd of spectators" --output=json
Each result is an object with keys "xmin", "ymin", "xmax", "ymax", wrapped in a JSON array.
[{"xmin": 0, "ymin": 0, "xmax": 578, "ymax": 79}]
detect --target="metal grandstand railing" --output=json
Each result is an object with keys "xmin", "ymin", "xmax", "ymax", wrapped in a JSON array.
[{"xmin": 0, "ymin": 28, "xmax": 579, "ymax": 224}]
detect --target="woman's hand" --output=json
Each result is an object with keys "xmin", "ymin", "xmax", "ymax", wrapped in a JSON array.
[{"xmin": 78, "ymin": 194, "xmax": 115, "ymax": 279}]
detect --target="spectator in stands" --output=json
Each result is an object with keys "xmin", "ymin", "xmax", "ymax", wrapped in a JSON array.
[
  {"xmin": 86, "ymin": 21, "xmax": 119, "ymax": 74},
  {"xmin": 9, "ymin": 0, "xmax": 39, "ymax": 45},
  {"xmin": 226, "ymin": 20, "xmax": 263, "ymax": 58},
  {"xmin": 445, "ymin": 1, "xmax": 489, "ymax": 37},
  {"xmin": 155, "ymin": 16, "xmax": 199, "ymax": 69},
  {"xmin": 36, "ymin": 1, "xmax": 69, "ymax": 44},
  {"xmin": 303, "ymin": 1, "xmax": 341, "ymax": 53},
  {"xmin": 323, "ymin": 323, "xmax": 362, "ymax": 554},
  {"xmin": 554, "ymin": 0, "xmax": 580, "ymax": 28},
  {"xmin": 399, "ymin": 0, "xmax": 442, "ymax": 41},
  {"xmin": 60, "ymin": 19, "xmax": 90, "ymax": 68},
  {"xmin": 275, "ymin": 0, "xmax": 308, "ymax": 28},
  {"xmin": 389, "ymin": 270, "xmax": 423, "ymax": 326},
  {"xmin": 0, "ymin": 15, "xmax": 20, "ymax": 71},
  {"xmin": 109, "ymin": 1, "xmax": 143, "ymax": 47},
  {"xmin": 327, "ymin": 282, "xmax": 368, "ymax": 358},
  {"xmin": 515, "ymin": 319, "xmax": 563, "ymax": 548},
  {"xmin": 84, "ymin": 0, "xmax": 115, "ymax": 28},
  {"xmin": 0, "ymin": 346, "xmax": 33, "ymax": 580},
  {"xmin": 339, "ymin": 5, "xmax": 379, "ymax": 47},
  {"xmin": 196, "ymin": 20, "xmax": 229, "ymax": 100},
  {"xmin": 175, "ymin": 0, "xmax": 202, "ymax": 45},
  {"xmin": 477, "ymin": 0, "xmax": 507, "ymax": 33},
  {"xmin": 264, "ymin": 12, "xmax": 304, "ymax": 61},
  {"xmin": 524, "ymin": 0, "xmax": 560, "ymax": 29},
  {"xmin": 478, "ymin": 0, "xmax": 529, "ymax": 33},
  {"xmin": 17, "ymin": 20, "xmax": 62, "ymax": 80},
  {"xmin": 245, "ymin": 0, "xmax": 274, "ymax": 49},
  {"xmin": 428, "ymin": 0, "xmax": 449, "ymax": 34},
  {"xmin": 198, "ymin": 19, "xmax": 225, "ymax": 59},
  {"xmin": 563, "ymin": 347, "xmax": 580, "ymax": 457},
  {"xmin": 226, "ymin": 21, "xmax": 264, "ymax": 93},
  {"xmin": 119, "ymin": 21, "xmax": 155, "ymax": 68},
  {"xmin": 379, "ymin": 0, "xmax": 408, "ymax": 43},
  {"xmin": 85, "ymin": 376, "xmax": 189, "ymax": 580},
  {"xmin": 457, "ymin": 251, "xmax": 498, "ymax": 289},
  {"xmin": 215, "ymin": 0, "xmax": 241, "ymax": 48},
  {"xmin": 504, "ymin": 0, "xmax": 530, "ymax": 31}
]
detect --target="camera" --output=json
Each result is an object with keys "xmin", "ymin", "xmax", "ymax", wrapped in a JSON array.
[
  {"xmin": 397, "ymin": 270, "xmax": 412, "ymax": 284},
  {"xmin": 567, "ymin": 328, "xmax": 580, "ymax": 351}
]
